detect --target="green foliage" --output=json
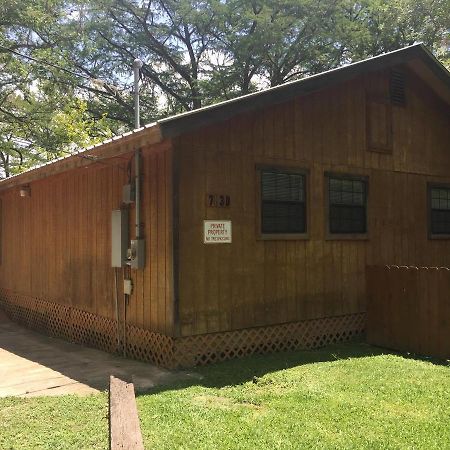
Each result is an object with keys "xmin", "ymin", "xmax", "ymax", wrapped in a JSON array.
[
  {"xmin": 336, "ymin": 0, "xmax": 450, "ymax": 61},
  {"xmin": 0, "ymin": 0, "xmax": 117, "ymax": 176},
  {"xmin": 0, "ymin": 0, "xmax": 448, "ymax": 176}
]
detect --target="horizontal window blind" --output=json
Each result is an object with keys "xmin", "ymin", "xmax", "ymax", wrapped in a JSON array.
[
  {"xmin": 261, "ymin": 171, "xmax": 306, "ymax": 234},
  {"xmin": 430, "ymin": 187, "xmax": 450, "ymax": 235},
  {"xmin": 329, "ymin": 177, "xmax": 367, "ymax": 234}
]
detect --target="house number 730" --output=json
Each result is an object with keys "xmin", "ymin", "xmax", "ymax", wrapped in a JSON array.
[{"xmin": 207, "ymin": 194, "xmax": 230, "ymax": 208}]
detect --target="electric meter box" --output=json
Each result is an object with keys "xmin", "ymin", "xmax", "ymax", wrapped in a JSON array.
[
  {"xmin": 111, "ymin": 209, "xmax": 129, "ymax": 267},
  {"xmin": 130, "ymin": 239, "xmax": 145, "ymax": 269}
]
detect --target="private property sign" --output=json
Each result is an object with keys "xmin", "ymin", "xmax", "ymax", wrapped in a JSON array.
[{"xmin": 203, "ymin": 220, "xmax": 232, "ymax": 244}]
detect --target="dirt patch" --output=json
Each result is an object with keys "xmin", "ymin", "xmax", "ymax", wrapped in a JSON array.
[{"xmin": 192, "ymin": 394, "xmax": 263, "ymax": 411}]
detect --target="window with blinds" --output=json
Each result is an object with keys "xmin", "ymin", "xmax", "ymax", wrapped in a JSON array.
[
  {"xmin": 429, "ymin": 186, "xmax": 450, "ymax": 235},
  {"xmin": 328, "ymin": 176, "xmax": 367, "ymax": 234},
  {"xmin": 261, "ymin": 170, "xmax": 306, "ymax": 234}
]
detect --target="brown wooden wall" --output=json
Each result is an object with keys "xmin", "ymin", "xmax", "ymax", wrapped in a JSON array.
[
  {"xmin": 0, "ymin": 143, "xmax": 174, "ymax": 335},
  {"xmin": 367, "ymin": 265, "xmax": 450, "ymax": 359},
  {"xmin": 174, "ymin": 67, "xmax": 450, "ymax": 337}
]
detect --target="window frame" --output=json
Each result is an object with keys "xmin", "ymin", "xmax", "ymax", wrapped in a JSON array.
[
  {"xmin": 256, "ymin": 165, "xmax": 309, "ymax": 240},
  {"xmin": 325, "ymin": 172, "xmax": 369, "ymax": 240},
  {"xmin": 427, "ymin": 182, "xmax": 450, "ymax": 240}
]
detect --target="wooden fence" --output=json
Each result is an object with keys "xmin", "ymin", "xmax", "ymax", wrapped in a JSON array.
[{"xmin": 366, "ymin": 265, "xmax": 450, "ymax": 360}]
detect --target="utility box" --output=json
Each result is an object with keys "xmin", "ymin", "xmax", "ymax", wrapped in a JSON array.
[
  {"xmin": 111, "ymin": 209, "xmax": 129, "ymax": 267},
  {"xmin": 123, "ymin": 278, "xmax": 133, "ymax": 295},
  {"xmin": 122, "ymin": 184, "xmax": 135, "ymax": 204},
  {"xmin": 130, "ymin": 239, "xmax": 145, "ymax": 269}
]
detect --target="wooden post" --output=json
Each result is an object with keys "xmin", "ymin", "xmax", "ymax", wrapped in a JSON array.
[{"xmin": 109, "ymin": 376, "xmax": 144, "ymax": 450}]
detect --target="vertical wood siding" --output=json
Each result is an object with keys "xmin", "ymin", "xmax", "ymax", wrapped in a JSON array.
[
  {"xmin": 174, "ymin": 68, "xmax": 450, "ymax": 337},
  {"xmin": 367, "ymin": 265, "xmax": 450, "ymax": 359},
  {"xmin": 0, "ymin": 144, "xmax": 173, "ymax": 335}
]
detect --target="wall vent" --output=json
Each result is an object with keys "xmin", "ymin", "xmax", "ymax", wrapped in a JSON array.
[{"xmin": 390, "ymin": 70, "xmax": 406, "ymax": 106}]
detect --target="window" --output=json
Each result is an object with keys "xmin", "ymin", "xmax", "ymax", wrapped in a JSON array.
[
  {"xmin": 260, "ymin": 169, "xmax": 306, "ymax": 234},
  {"xmin": 429, "ymin": 186, "xmax": 450, "ymax": 236},
  {"xmin": 328, "ymin": 175, "xmax": 367, "ymax": 234}
]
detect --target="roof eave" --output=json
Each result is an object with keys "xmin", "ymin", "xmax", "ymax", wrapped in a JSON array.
[
  {"xmin": 1, "ymin": 44, "xmax": 448, "ymax": 191},
  {"xmin": 158, "ymin": 44, "xmax": 449, "ymax": 139},
  {"xmin": 0, "ymin": 123, "xmax": 163, "ymax": 192}
]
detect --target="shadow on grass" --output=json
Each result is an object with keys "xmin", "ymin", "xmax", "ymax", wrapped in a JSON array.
[
  {"xmin": 1, "ymin": 311, "xmax": 445, "ymax": 397},
  {"xmin": 132, "ymin": 341, "xmax": 402, "ymax": 396},
  {"xmin": 136, "ymin": 340, "xmax": 449, "ymax": 397}
]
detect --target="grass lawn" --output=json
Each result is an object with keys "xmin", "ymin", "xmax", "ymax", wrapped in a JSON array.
[
  {"xmin": 0, "ymin": 342, "xmax": 448, "ymax": 449},
  {"xmin": 137, "ymin": 343, "xmax": 450, "ymax": 450},
  {"xmin": 0, "ymin": 394, "xmax": 108, "ymax": 450}
]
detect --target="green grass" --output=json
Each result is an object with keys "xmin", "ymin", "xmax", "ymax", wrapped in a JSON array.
[
  {"xmin": 0, "ymin": 394, "xmax": 108, "ymax": 450},
  {"xmin": 0, "ymin": 343, "xmax": 448, "ymax": 449},
  {"xmin": 136, "ymin": 343, "xmax": 450, "ymax": 450}
]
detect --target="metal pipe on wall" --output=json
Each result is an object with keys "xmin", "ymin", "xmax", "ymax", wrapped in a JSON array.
[
  {"xmin": 135, "ymin": 149, "xmax": 141, "ymax": 239},
  {"xmin": 133, "ymin": 59, "xmax": 143, "ymax": 130},
  {"xmin": 114, "ymin": 267, "xmax": 120, "ymax": 351},
  {"xmin": 133, "ymin": 58, "xmax": 143, "ymax": 240}
]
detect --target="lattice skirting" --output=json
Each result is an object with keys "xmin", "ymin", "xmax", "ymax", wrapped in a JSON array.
[
  {"xmin": 0, "ymin": 289, "xmax": 365, "ymax": 368},
  {"xmin": 174, "ymin": 313, "xmax": 366, "ymax": 367},
  {"xmin": 0, "ymin": 289, "xmax": 174, "ymax": 368}
]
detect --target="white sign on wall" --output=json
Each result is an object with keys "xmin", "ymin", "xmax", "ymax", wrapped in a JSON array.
[{"xmin": 203, "ymin": 220, "xmax": 232, "ymax": 244}]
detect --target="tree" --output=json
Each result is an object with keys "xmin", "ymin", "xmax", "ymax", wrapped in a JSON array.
[
  {"xmin": 66, "ymin": 0, "xmax": 449, "ymax": 111},
  {"xmin": 336, "ymin": 0, "xmax": 450, "ymax": 62},
  {"xmin": 0, "ymin": 0, "xmax": 448, "ymax": 176},
  {"xmin": 66, "ymin": 0, "xmax": 220, "ymax": 113},
  {"xmin": 0, "ymin": 0, "xmax": 117, "ymax": 177}
]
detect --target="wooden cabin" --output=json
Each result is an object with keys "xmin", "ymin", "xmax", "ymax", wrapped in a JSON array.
[{"xmin": 0, "ymin": 44, "xmax": 449, "ymax": 367}]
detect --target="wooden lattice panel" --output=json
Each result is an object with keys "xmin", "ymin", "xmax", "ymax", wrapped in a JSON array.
[
  {"xmin": 0, "ymin": 289, "xmax": 365, "ymax": 368},
  {"xmin": 173, "ymin": 313, "xmax": 366, "ymax": 367},
  {"xmin": 0, "ymin": 288, "xmax": 118, "ymax": 354},
  {"xmin": 125, "ymin": 324, "xmax": 175, "ymax": 368},
  {"xmin": 0, "ymin": 289, "xmax": 175, "ymax": 367}
]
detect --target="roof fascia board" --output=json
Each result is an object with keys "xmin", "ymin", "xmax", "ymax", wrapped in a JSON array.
[
  {"xmin": 0, "ymin": 123, "xmax": 163, "ymax": 192},
  {"xmin": 413, "ymin": 44, "xmax": 450, "ymax": 87}
]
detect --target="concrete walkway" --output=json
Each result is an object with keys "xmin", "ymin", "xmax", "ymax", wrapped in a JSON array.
[{"xmin": 0, "ymin": 312, "xmax": 194, "ymax": 398}]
